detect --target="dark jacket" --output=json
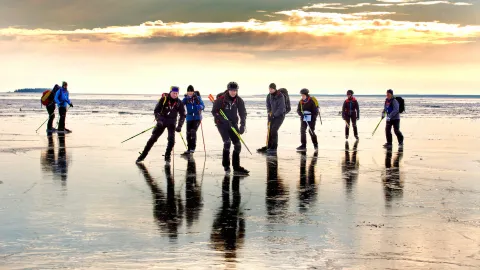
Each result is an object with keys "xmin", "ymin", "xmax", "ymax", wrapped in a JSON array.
[
  {"xmin": 266, "ymin": 91, "xmax": 286, "ymax": 118},
  {"xmin": 296, "ymin": 95, "xmax": 319, "ymax": 119},
  {"xmin": 383, "ymin": 97, "xmax": 400, "ymax": 120},
  {"xmin": 342, "ymin": 97, "xmax": 360, "ymax": 119},
  {"xmin": 182, "ymin": 93, "xmax": 205, "ymax": 121},
  {"xmin": 212, "ymin": 90, "xmax": 247, "ymax": 128},
  {"xmin": 154, "ymin": 93, "xmax": 186, "ymax": 128}
]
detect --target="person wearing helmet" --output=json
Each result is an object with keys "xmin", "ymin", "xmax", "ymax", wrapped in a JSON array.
[
  {"xmin": 54, "ymin": 81, "xmax": 73, "ymax": 133},
  {"xmin": 212, "ymin": 82, "xmax": 249, "ymax": 175},
  {"xmin": 181, "ymin": 85, "xmax": 205, "ymax": 155},
  {"xmin": 342, "ymin": 89, "xmax": 360, "ymax": 140},
  {"xmin": 296, "ymin": 88, "xmax": 319, "ymax": 152},
  {"xmin": 136, "ymin": 86, "xmax": 186, "ymax": 164}
]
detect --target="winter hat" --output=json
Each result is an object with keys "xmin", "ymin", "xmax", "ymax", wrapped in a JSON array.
[
  {"xmin": 387, "ymin": 89, "xmax": 394, "ymax": 95},
  {"xmin": 227, "ymin": 81, "xmax": 239, "ymax": 90},
  {"xmin": 347, "ymin": 90, "xmax": 354, "ymax": 95},
  {"xmin": 187, "ymin": 85, "xmax": 194, "ymax": 92},
  {"xmin": 269, "ymin": 83, "xmax": 276, "ymax": 90},
  {"xmin": 170, "ymin": 86, "xmax": 180, "ymax": 93},
  {"xmin": 300, "ymin": 88, "xmax": 309, "ymax": 95}
]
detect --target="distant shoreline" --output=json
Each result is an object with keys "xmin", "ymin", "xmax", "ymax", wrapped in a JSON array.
[{"xmin": 3, "ymin": 91, "xmax": 479, "ymax": 98}]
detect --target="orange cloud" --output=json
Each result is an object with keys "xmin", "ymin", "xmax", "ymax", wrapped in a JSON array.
[{"xmin": 0, "ymin": 5, "xmax": 478, "ymax": 62}]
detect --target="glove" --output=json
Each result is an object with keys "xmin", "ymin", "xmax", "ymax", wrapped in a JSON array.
[
  {"xmin": 239, "ymin": 125, "xmax": 245, "ymax": 135},
  {"xmin": 386, "ymin": 116, "xmax": 391, "ymax": 121},
  {"xmin": 357, "ymin": 116, "xmax": 360, "ymax": 121},
  {"xmin": 381, "ymin": 112, "xmax": 385, "ymax": 119},
  {"xmin": 268, "ymin": 114, "xmax": 274, "ymax": 122},
  {"xmin": 196, "ymin": 105, "xmax": 203, "ymax": 111},
  {"xmin": 69, "ymin": 103, "xmax": 73, "ymax": 108},
  {"xmin": 175, "ymin": 126, "xmax": 182, "ymax": 132}
]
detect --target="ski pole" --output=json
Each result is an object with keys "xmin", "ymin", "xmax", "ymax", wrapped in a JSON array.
[
  {"xmin": 178, "ymin": 131, "xmax": 187, "ymax": 149},
  {"xmin": 208, "ymin": 94, "xmax": 252, "ymax": 155},
  {"xmin": 266, "ymin": 120, "xmax": 271, "ymax": 146},
  {"xmin": 372, "ymin": 113, "xmax": 386, "ymax": 136},
  {"xmin": 345, "ymin": 120, "xmax": 350, "ymax": 129},
  {"xmin": 319, "ymin": 108, "xmax": 323, "ymax": 125},
  {"xmin": 200, "ymin": 121, "xmax": 206, "ymax": 154},
  {"xmin": 121, "ymin": 125, "xmax": 155, "ymax": 143},
  {"xmin": 36, "ymin": 115, "xmax": 52, "ymax": 133}
]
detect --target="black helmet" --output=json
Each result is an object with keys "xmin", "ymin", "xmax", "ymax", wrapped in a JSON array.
[
  {"xmin": 347, "ymin": 90, "xmax": 354, "ymax": 95},
  {"xmin": 300, "ymin": 88, "xmax": 309, "ymax": 95},
  {"xmin": 227, "ymin": 81, "xmax": 239, "ymax": 90}
]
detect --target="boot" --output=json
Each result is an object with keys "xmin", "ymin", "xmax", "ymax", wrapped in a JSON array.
[
  {"xmin": 181, "ymin": 150, "xmax": 192, "ymax": 156},
  {"xmin": 257, "ymin": 146, "xmax": 268, "ymax": 153},
  {"xmin": 165, "ymin": 152, "xmax": 171, "ymax": 164},
  {"xmin": 296, "ymin": 145, "xmax": 307, "ymax": 152},
  {"xmin": 233, "ymin": 166, "xmax": 250, "ymax": 176},
  {"xmin": 136, "ymin": 152, "xmax": 146, "ymax": 163},
  {"xmin": 222, "ymin": 150, "xmax": 230, "ymax": 172}
]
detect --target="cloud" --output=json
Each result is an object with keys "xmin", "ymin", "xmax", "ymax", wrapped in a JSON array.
[
  {"xmin": 302, "ymin": 1, "xmax": 473, "ymax": 9},
  {"xmin": 1, "ymin": 5, "xmax": 479, "ymax": 62}
]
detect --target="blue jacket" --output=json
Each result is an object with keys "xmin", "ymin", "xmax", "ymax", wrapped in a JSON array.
[
  {"xmin": 182, "ymin": 94, "xmax": 205, "ymax": 121},
  {"xmin": 54, "ymin": 87, "xmax": 72, "ymax": 108}
]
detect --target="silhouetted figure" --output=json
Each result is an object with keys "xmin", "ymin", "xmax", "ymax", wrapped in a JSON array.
[
  {"xmin": 41, "ymin": 134, "xmax": 69, "ymax": 184},
  {"xmin": 184, "ymin": 156, "xmax": 203, "ymax": 229},
  {"xmin": 342, "ymin": 140, "xmax": 359, "ymax": 199},
  {"xmin": 265, "ymin": 155, "xmax": 289, "ymax": 222},
  {"xmin": 210, "ymin": 175, "xmax": 245, "ymax": 263},
  {"xmin": 383, "ymin": 149, "xmax": 404, "ymax": 207},
  {"xmin": 137, "ymin": 163, "xmax": 184, "ymax": 241},
  {"xmin": 41, "ymin": 135, "xmax": 56, "ymax": 173},
  {"xmin": 298, "ymin": 151, "xmax": 319, "ymax": 212},
  {"xmin": 57, "ymin": 134, "xmax": 68, "ymax": 182}
]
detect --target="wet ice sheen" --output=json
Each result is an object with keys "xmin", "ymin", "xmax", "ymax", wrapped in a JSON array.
[{"xmin": 0, "ymin": 94, "xmax": 479, "ymax": 269}]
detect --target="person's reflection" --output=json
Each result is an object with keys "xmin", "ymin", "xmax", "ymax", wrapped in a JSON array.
[
  {"xmin": 210, "ymin": 175, "xmax": 245, "ymax": 263},
  {"xmin": 57, "ymin": 134, "xmax": 68, "ymax": 182},
  {"xmin": 40, "ymin": 135, "xmax": 56, "ymax": 174},
  {"xmin": 40, "ymin": 134, "xmax": 69, "ymax": 185},
  {"xmin": 184, "ymin": 156, "xmax": 203, "ymax": 229},
  {"xmin": 383, "ymin": 148, "xmax": 404, "ymax": 207},
  {"xmin": 265, "ymin": 155, "xmax": 289, "ymax": 221},
  {"xmin": 342, "ymin": 140, "xmax": 359, "ymax": 199},
  {"xmin": 298, "ymin": 151, "xmax": 318, "ymax": 212},
  {"xmin": 137, "ymin": 163, "xmax": 184, "ymax": 241}
]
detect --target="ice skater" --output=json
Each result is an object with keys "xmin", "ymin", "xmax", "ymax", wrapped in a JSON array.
[
  {"xmin": 136, "ymin": 86, "xmax": 186, "ymax": 164},
  {"xmin": 296, "ymin": 88, "xmax": 320, "ymax": 152},
  {"xmin": 212, "ymin": 82, "xmax": 249, "ymax": 175},
  {"xmin": 342, "ymin": 89, "xmax": 360, "ymax": 140},
  {"xmin": 181, "ymin": 85, "xmax": 205, "ymax": 156}
]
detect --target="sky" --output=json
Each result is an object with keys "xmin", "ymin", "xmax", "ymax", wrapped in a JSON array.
[{"xmin": 1, "ymin": 0, "xmax": 479, "ymax": 94}]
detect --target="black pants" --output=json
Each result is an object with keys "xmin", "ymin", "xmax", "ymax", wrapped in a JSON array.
[
  {"xmin": 140, "ymin": 122, "xmax": 176, "ymax": 158},
  {"xmin": 58, "ymin": 107, "xmax": 67, "ymax": 130},
  {"xmin": 386, "ymin": 119, "xmax": 404, "ymax": 144},
  {"xmin": 217, "ymin": 125, "xmax": 241, "ymax": 169},
  {"xmin": 46, "ymin": 104, "xmax": 56, "ymax": 130},
  {"xmin": 345, "ymin": 115, "xmax": 358, "ymax": 137},
  {"xmin": 267, "ymin": 116, "xmax": 285, "ymax": 150},
  {"xmin": 186, "ymin": 120, "xmax": 201, "ymax": 151},
  {"xmin": 300, "ymin": 120, "xmax": 318, "ymax": 147}
]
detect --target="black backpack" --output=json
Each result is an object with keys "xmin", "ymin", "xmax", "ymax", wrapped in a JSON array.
[
  {"xmin": 395, "ymin": 96, "xmax": 405, "ymax": 113},
  {"xmin": 277, "ymin": 88, "xmax": 291, "ymax": 114}
]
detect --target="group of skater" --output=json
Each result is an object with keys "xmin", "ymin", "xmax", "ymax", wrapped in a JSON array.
[{"xmin": 42, "ymin": 81, "xmax": 405, "ymax": 176}]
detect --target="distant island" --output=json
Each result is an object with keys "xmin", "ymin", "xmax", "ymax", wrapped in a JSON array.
[{"xmin": 13, "ymin": 88, "xmax": 49, "ymax": 93}]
